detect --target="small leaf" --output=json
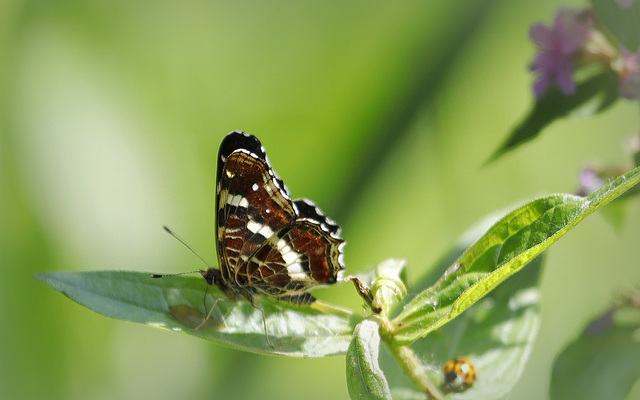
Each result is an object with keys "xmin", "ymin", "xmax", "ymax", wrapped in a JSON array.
[
  {"xmin": 34, "ymin": 270, "xmax": 356, "ymax": 357},
  {"xmin": 591, "ymin": 0, "xmax": 640, "ymax": 52},
  {"xmin": 346, "ymin": 319, "xmax": 392, "ymax": 400},
  {"xmin": 392, "ymin": 166, "xmax": 640, "ymax": 346},
  {"xmin": 550, "ymin": 308, "xmax": 640, "ymax": 400},
  {"xmin": 490, "ymin": 70, "xmax": 619, "ymax": 162}
]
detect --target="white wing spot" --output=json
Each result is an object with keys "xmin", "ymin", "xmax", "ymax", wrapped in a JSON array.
[
  {"xmin": 247, "ymin": 220, "xmax": 275, "ymax": 238},
  {"xmin": 287, "ymin": 263, "xmax": 310, "ymax": 281},
  {"xmin": 227, "ymin": 194, "xmax": 248, "ymax": 208},
  {"xmin": 252, "ymin": 183, "xmax": 259, "ymax": 191},
  {"xmin": 287, "ymin": 263, "xmax": 308, "ymax": 281},
  {"xmin": 277, "ymin": 239, "xmax": 310, "ymax": 281}
]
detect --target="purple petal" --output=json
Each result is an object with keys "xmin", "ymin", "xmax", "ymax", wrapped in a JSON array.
[
  {"xmin": 532, "ymin": 74, "xmax": 551, "ymax": 98},
  {"xmin": 529, "ymin": 53, "xmax": 545, "ymax": 71},
  {"xmin": 553, "ymin": 9, "xmax": 580, "ymax": 30},
  {"xmin": 529, "ymin": 24, "xmax": 551, "ymax": 45},
  {"xmin": 528, "ymin": 8, "xmax": 592, "ymax": 99},
  {"xmin": 618, "ymin": 47, "xmax": 640, "ymax": 100},
  {"xmin": 555, "ymin": 63, "xmax": 576, "ymax": 95},
  {"xmin": 619, "ymin": 72, "xmax": 640, "ymax": 100},
  {"xmin": 579, "ymin": 167, "xmax": 604, "ymax": 195},
  {"xmin": 554, "ymin": 9, "xmax": 592, "ymax": 54}
]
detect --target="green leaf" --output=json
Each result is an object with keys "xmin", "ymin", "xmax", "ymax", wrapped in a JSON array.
[
  {"xmin": 550, "ymin": 308, "xmax": 640, "ymax": 400},
  {"xmin": 490, "ymin": 70, "xmax": 619, "ymax": 162},
  {"xmin": 34, "ymin": 270, "xmax": 356, "ymax": 357},
  {"xmin": 591, "ymin": 0, "xmax": 640, "ymax": 52},
  {"xmin": 346, "ymin": 319, "xmax": 392, "ymax": 400},
  {"xmin": 392, "ymin": 166, "xmax": 640, "ymax": 346},
  {"xmin": 382, "ymin": 218, "xmax": 543, "ymax": 400}
]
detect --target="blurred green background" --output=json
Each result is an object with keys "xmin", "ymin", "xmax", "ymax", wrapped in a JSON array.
[{"xmin": 2, "ymin": 1, "xmax": 639, "ymax": 399}]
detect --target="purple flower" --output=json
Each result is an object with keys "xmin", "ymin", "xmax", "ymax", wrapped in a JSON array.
[
  {"xmin": 529, "ymin": 9, "xmax": 594, "ymax": 98},
  {"xmin": 618, "ymin": 48, "xmax": 640, "ymax": 100},
  {"xmin": 577, "ymin": 166, "xmax": 605, "ymax": 196}
]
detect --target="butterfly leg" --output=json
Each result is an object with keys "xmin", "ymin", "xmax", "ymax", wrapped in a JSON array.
[
  {"xmin": 249, "ymin": 302, "xmax": 274, "ymax": 348},
  {"xmin": 192, "ymin": 293, "xmax": 232, "ymax": 332}
]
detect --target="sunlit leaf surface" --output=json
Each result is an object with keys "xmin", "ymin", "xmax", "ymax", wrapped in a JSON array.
[{"xmin": 35, "ymin": 271, "xmax": 356, "ymax": 357}]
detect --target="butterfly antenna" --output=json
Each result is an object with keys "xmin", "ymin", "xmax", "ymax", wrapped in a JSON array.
[
  {"xmin": 150, "ymin": 226, "xmax": 212, "ymax": 278},
  {"xmin": 150, "ymin": 270, "xmax": 200, "ymax": 278}
]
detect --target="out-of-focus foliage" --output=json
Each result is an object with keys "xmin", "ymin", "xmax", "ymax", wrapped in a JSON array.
[
  {"xmin": 491, "ymin": 70, "xmax": 619, "ymax": 161},
  {"xmin": 550, "ymin": 296, "xmax": 640, "ymax": 400},
  {"xmin": 2, "ymin": 1, "xmax": 639, "ymax": 400}
]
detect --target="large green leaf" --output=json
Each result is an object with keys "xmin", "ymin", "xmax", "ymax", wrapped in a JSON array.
[
  {"xmin": 346, "ymin": 319, "xmax": 392, "ymax": 400},
  {"xmin": 550, "ymin": 306, "xmax": 640, "ymax": 400},
  {"xmin": 34, "ymin": 271, "xmax": 356, "ymax": 357},
  {"xmin": 392, "ymin": 166, "xmax": 640, "ymax": 346}
]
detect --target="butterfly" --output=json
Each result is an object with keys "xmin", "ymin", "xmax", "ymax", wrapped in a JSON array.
[{"xmin": 155, "ymin": 131, "xmax": 345, "ymax": 346}]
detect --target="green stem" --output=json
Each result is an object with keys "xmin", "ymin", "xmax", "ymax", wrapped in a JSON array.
[{"xmin": 384, "ymin": 342, "xmax": 444, "ymax": 400}]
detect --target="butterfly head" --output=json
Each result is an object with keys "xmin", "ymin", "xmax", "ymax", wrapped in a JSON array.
[{"xmin": 200, "ymin": 268, "xmax": 221, "ymax": 286}]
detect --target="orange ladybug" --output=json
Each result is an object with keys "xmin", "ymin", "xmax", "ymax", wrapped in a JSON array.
[{"xmin": 442, "ymin": 356, "xmax": 476, "ymax": 392}]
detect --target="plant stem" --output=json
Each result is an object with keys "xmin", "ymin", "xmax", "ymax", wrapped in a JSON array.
[{"xmin": 384, "ymin": 342, "xmax": 444, "ymax": 400}]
